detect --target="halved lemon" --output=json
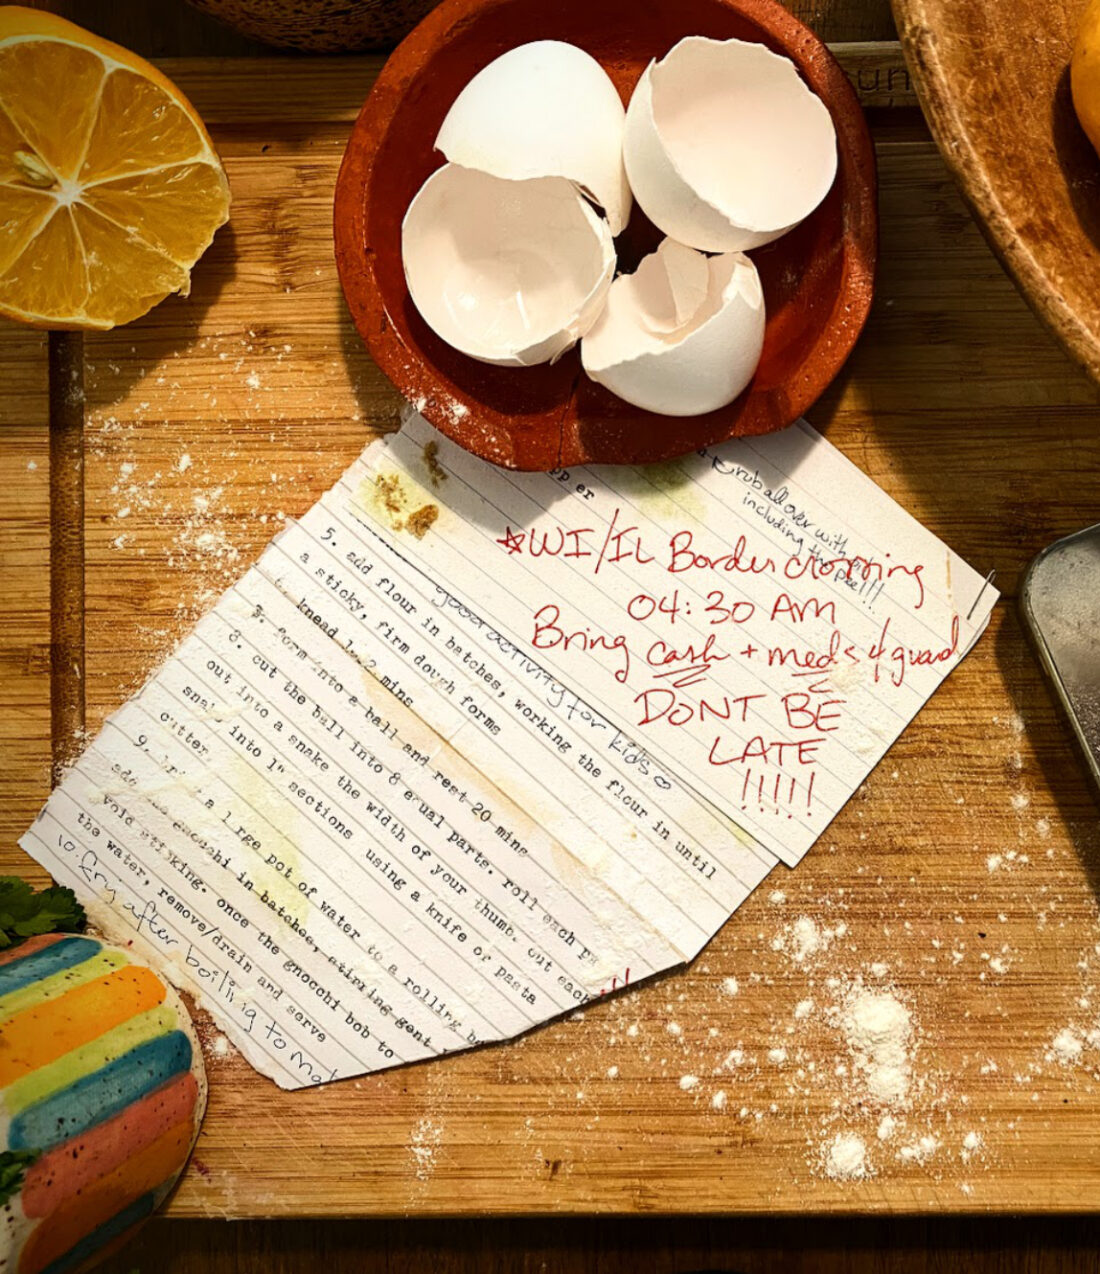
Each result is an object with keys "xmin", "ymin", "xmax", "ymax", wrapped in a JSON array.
[{"xmin": 0, "ymin": 6, "xmax": 230, "ymax": 329}]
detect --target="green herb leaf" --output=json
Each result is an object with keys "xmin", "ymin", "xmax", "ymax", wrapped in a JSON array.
[
  {"xmin": 0, "ymin": 878, "xmax": 85, "ymax": 950},
  {"xmin": 0, "ymin": 1149, "xmax": 38, "ymax": 1206}
]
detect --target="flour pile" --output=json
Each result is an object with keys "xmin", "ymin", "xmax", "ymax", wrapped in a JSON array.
[{"xmin": 841, "ymin": 985, "xmax": 913, "ymax": 1106}]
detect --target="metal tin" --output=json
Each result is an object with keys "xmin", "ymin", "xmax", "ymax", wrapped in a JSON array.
[{"xmin": 1020, "ymin": 523, "xmax": 1100, "ymax": 797}]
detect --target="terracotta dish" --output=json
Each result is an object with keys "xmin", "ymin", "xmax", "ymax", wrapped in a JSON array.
[
  {"xmin": 893, "ymin": 0, "xmax": 1100, "ymax": 390},
  {"xmin": 334, "ymin": 0, "xmax": 878, "ymax": 470}
]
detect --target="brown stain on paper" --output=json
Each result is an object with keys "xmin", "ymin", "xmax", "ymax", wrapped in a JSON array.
[
  {"xmin": 406, "ymin": 504, "xmax": 438, "ymax": 539},
  {"xmin": 373, "ymin": 472, "xmax": 438, "ymax": 540},
  {"xmin": 422, "ymin": 440, "xmax": 447, "ymax": 488}
]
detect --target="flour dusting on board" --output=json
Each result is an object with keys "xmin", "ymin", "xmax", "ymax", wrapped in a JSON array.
[
  {"xmin": 824, "ymin": 1133, "xmax": 869, "ymax": 1180},
  {"xmin": 840, "ymin": 984, "xmax": 913, "ymax": 1106},
  {"xmin": 87, "ymin": 331, "xmax": 374, "ymax": 685},
  {"xmin": 513, "ymin": 795, "xmax": 1100, "ymax": 1198},
  {"xmin": 410, "ymin": 1117, "xmax": 444, "ymax": 1182}
]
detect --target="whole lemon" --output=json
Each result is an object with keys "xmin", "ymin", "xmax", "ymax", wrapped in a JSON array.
[{"xmin": 1073, "ymin": 0, "xmax": 1100, "ymax": 156}]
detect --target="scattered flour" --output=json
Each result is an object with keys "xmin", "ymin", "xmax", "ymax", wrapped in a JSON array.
[
  {"xmin": 961, "ymin": 1131, "xmax": 982, "ymax": 1162},
  {"xmin": 711, "ymin": 1090, "xmax": 727, "ymax": 1111},
  {"xmin": 409, "ymin": 1117, "xmax": 443, "ymax": 1182},
  {"xmin": 841, "ymin": 985, "xmax": 913, "ymax": 1106},
  {"xmin": 899, "ymin": 1135, "xmax": 938, "ymax": 1165},
  {"xmin": 772, "ymin": 916, "xmax": 846, "ymax": 965},
  {"xmin": 1051, "ymin": 1029, "xmax": 1083, "ymax": 1064},
  {"xmin": 825, "ymin": 1133, "xmax": 869, "ymax": 1181},
  {"xmin": 720, "ymin": 977, "xmax": 740, "ymax": 997},
  {"xmin": 987, "ymin": 849, "xmax": 1029, "ymax": 874},
  {"xmin": 679, "ymin": 1074, "xmax": 700, "ymax": 1091}
]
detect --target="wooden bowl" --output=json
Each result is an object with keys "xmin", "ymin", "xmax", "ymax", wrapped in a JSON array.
[
  {"xmin": 334, "ymin": 0, "xmax": 878, "ymax": 470},
  {"xmin": 893, "ymin": 0, "xmax": 1100, "ymax": 390}
]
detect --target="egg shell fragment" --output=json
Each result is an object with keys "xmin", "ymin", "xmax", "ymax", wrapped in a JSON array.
[
  {"xmin": 402, "ymin": 162, "xmax": 616, "ymax": 367},
  {"xmin": 624, "ymin": 36, "xmax": 838, "ymax": 252},
  {"xmin": 581, "ymin": 237, "xmax": 765, "ymax": 416},
  {"xmin": 436, "ymin": 39, "xmax": 632, "ymax": 236}
]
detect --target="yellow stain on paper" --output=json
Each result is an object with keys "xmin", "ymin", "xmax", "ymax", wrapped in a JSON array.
[{"xmin": 368, "ymin": 471, "xmax": 439, "ymax": 540}]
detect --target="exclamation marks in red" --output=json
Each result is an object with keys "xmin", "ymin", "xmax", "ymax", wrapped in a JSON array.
[{"xmin": 737, "ymin": 770, "xmax": 817, "ymax": 817}]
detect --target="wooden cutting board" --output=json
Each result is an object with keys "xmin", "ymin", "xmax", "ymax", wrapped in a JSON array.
[{"xmin": 3, "ymin": 51, "xmax": 1100, "ymax": 1219}]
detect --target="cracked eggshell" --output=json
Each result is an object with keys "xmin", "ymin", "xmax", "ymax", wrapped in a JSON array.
[
  {"xmin": 402, "ymin": 162, "xmax": 615, "ymax": 367},
  {"xmin": 581, "ymin": 237, "xmax": 765, "ymax": 416},
  {"xmin": 435, "ymin": 40, "xmax": 632, "ymax": 236},
  {"xmin": 624, "ymin": 36, "xmax": 838, "ymax": 252}
]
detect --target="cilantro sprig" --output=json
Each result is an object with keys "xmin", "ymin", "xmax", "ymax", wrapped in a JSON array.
[
  {"xmin": 0, "ymin": 878, "xmax": 85, "ymax": 950},
  {"xmin": 0, "ymin": 1150, "xmax": 38, "ymax": 1206}
]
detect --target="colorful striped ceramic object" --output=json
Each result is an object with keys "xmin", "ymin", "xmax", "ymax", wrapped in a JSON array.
[{"xmin": 0, "ymin": 934, "xmax": 208, "ymax": 1274}]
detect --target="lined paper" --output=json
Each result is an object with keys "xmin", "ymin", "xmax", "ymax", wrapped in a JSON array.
[{"xmin": 21, "ymin": 416, "xmax": 996, "ymax": 1087}]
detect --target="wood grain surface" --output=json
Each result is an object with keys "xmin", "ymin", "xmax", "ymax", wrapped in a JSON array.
[
  {"xmin": 891, "ymin": 0, "xmax": 1100, "ymax": 388},
  {"xmin": 47, "ymin": 331, "xmax": 85, "ymax": 780},
  {"xmin": 4, "ymin": 36, "xmax": 1100, "ymax": 1234}
]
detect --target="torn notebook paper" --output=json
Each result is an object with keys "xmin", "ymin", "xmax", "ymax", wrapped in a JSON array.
[{"xmin": 21, "ymin": 415, "xmax": 996, "ymax": 1088}]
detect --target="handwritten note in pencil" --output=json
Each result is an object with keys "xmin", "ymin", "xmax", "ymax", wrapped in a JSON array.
[{"xmin": 21, "ymin": 415, "xmax": 996, "ymax": 1087}]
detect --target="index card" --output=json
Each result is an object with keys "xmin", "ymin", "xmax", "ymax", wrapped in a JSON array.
[
  {"xmin": 21, "ymin": 416, "xmax": 996, "ymax": 1086},
  {"xmin": 340, "ymin": 414, "xmax": 997, "ymax": 867}
]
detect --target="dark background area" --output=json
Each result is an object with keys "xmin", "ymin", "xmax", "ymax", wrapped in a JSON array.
[
  {"xmin": 27, "ymin": 0, "xmax": 897, "ymax": 52},
  {"xmin": 97, "ymin": 1215, "xmax": 1100, "ymax": 1272}
]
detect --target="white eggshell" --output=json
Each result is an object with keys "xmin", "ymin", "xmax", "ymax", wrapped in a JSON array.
[
  {"xmin": 581, "ymin": 237, "xmax": 765, "ymax": 416},
  {"xmin": 402, "ymin": 163, "xmax": 615, "ymax": 367},
  {"xmin": 623, "ymin": 36, "xmax": 838, "ymax": 252},
  {"xmin": 436, "ymin": 40, "xmax": 632, "ymax": 236}
]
